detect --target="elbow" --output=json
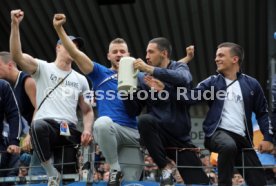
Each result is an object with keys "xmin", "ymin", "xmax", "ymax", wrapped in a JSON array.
[
  {"xmin": 11, "ymin": 52, "xmax": 23, "ymax": 64},
  {"xmin": 70, "ymin": 49, "xmax": 80, "ymax": 59}
]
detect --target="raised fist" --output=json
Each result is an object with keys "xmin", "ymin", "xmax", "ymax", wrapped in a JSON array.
[
  {"xmin": 53, "ymin": 14, "xmax": 66, "ymax": 29},
  {"xmin": 11, "ymin": 9, "xmax": 24, "ymax": 24},
  {"xmin": 186, "ymin": 45, "xmax": 195, "ymax": 60}
]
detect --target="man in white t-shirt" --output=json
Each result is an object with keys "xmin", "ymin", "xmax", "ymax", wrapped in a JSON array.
[
  {"xmin": 10, "ymin": 9, "xmax": 94, "ymax": 186},
  {"xmin": 183, "ymin": 42, "xmax": 274, "ymax": 186}
]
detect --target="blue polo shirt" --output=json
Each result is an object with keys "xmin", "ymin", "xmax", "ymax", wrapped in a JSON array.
[{"xmin": 87, "ymin": 62, "xmax": 137, "ymax": 129}]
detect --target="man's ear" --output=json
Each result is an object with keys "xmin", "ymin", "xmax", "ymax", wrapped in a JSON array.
[
  {"xmin": 8, "ymin": 61, "xmax": 15, "ymax": 69},
  {"xmin": 161, "ymin": 50, "xmax": 168, "ymax": 58},
  {"xmin": 232, "ymin": 56, "xmax": 239, "ymax": 64}
]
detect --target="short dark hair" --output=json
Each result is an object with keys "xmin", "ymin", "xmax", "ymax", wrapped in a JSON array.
[
  {"xmin": 218, "ymin": 42, "xmax": 244, "ymax": 65},
  {"xmin": 149, "ymin": 37, "xmax": 172, "ymax": 58}
]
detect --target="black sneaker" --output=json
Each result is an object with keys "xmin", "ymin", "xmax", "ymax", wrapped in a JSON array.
[
  {"xmin": 160, "ymin": 169, "xmax": 174, "ymax": 186},
  {"xmin": 108, "ymin": 170, "xmax": 123, "ymax": 186}
]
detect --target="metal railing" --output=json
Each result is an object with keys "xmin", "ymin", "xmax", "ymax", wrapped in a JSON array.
[{"xmin": 0, "ymin": 145, "xmax": 275, "ymax": 185}]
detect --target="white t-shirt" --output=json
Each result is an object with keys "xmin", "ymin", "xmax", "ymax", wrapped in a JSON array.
[
  {"xmin": 32, "ymin": 59, "xmax": 89, "ymax": 124},
  {"xmin": 219, "ymin": 78, "xmax": 246, "ymax": 136}
]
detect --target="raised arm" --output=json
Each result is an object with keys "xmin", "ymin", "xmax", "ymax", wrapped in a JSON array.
[
  {"xmin": 178, "ymin": 45, "xmax": 194, "ymax": 64},
  {"xmin": 10, "ymin": 9, "xmax": 38, "ymax": 74},
  {"xmin": 53, "ymin": 14, "xmax": 93, "ymax": 75}
]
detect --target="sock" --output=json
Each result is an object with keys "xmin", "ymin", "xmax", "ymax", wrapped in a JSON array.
[{"xmin": 41, "ymin": 160, "xmax": 58, "ymax": 177}]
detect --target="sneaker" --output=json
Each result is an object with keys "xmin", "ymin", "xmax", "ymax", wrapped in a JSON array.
[
  {"xmin": 48, "ymin": 172, "xmax": 61, "ymax": 186},
  {"xmin": 82, "ymin": 161, "xmax": 91, "ymax": 180},
  {"xmin": 108, "ymin": 170, "xmax": 123, "ymax": 186},
  {"xmin": 160, "ymin": 169, "xmax": 174, "ymax": 186}
]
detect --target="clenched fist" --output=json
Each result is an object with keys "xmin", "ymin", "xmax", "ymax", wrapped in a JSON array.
[
  {"xmin": 186, "ymin": 45, "xmax": 194, "ymax": 60},
  {"xmin": 11, "ymin": 9, "xmax": 24, "ymax": 24},
  {"xmin": 53, "ymin": 14, "xmax": 66, "ymax": 29}
]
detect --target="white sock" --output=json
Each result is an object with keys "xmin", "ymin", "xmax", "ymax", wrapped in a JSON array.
[
  {"xmin": 110, "ymin": 160, "xmax": 121, "ymax": 172},
  {"xmin": 41, "ymin": 160, "xmax": 58, "ymax": 177}
]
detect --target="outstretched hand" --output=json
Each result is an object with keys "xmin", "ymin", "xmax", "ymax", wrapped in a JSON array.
[
  {"xmin": 144, "ymin": 75, "xmax": 165, "ymax": 91},
  {"xmin": 11, "ymin": 9, "xmax": 24, "ymax": 24},
  {"xmin": 53, "ymin": 14, "xmax": 66, "ymax": 29}
]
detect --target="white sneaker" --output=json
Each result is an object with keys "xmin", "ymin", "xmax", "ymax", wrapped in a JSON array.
[
  {"xmin": 160, "ymin": 169, "xmax": 174, "ymax": 186},
  {"xmin": 48, "ymin": 172, "xmax": 61, "ymax": 186}
]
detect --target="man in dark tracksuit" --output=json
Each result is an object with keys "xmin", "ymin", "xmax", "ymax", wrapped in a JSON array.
[
  {"xmin": 270, "ymin": 75, "xmax": 276, "ymax": 154},
  {"xmin": 0, "ymin": 51, "xmax": 39, "ymax": 175},
  {"xmin": 0, "ymin": 79, "xmax": 21, "ymax": 178},
  {"xmin": 176, "ymin": 42, "xmax": 274, "ymax": 186},
  {"xmin": 123, "ymin": 37, "xmax": 209, "ymax": 185}
]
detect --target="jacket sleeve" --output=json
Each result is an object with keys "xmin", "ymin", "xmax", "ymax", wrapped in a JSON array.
[
  {"xmin": 153, "ymin": 62, "xmax": 192, "ymax": 87},
  {"xmin": 254, "ymin": 80, "xmax": 273, "ymax": 142},
  {"xmin": 271, "ymin": 75, "xmax": 276, "ymax": 133},
  {"xmin": 3, "ymin": 82, "xmax": 21, "ymax": 146}
]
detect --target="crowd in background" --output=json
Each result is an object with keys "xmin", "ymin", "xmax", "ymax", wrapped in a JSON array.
[{"xmin": 5, "ymin": 143, "xmax": 276, "ymax": 186}]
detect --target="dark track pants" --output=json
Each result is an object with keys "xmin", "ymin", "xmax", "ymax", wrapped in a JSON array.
[
  {"xmin": 138, "ymin": 114, "xmax": 210, "ymax": 185},
  {"xmin": 205, "ymin": 129, "xmax": 267, "ymax": 186},
  {"xmin": 30, "ymin": 119, "xmax": 81, "ymax": 173}
]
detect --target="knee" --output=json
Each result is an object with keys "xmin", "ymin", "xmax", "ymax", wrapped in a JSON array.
[
  {"xmin": 221, "ymin": 143, "xmax": 237, "ymax": 155},
  {"xmin": 93, "ymin": 116, "xmax": 113, "ymax": 132},
  {"xmin": 31, "ymin": 119, "xmax": 48, "ymax": 133},
  {"xmin": 138, "ymin": 114, "xmax": 156, "ymax": 132}
]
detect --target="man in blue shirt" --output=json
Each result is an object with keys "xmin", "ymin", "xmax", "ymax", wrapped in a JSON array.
[{"xmin": 53, "ymin": 13, "xmax": 143, "ymax": 186}]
